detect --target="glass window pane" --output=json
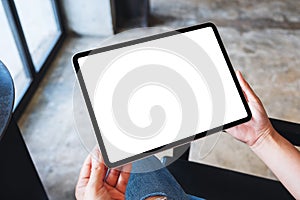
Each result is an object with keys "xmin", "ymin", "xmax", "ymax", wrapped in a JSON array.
[
  {"xmin": 14, "ymin": 0, "xmax": 61, "ymax": 70},
  {"xmin": 0, "ymin": 2, "xmax": 31, "ymax": 105}
]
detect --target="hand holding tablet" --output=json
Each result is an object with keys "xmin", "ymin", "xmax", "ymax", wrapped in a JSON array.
[{"xmin": 72, "ymin": 23, "xmax": 251, "ymax": 168}]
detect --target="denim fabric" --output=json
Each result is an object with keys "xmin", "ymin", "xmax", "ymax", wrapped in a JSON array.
[{"xmin": 125, "ymin": 156, "xmax": 204, "ymax": 200}]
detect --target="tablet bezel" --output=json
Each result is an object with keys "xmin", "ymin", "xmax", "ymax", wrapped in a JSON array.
[{"xmin": 72, "ymin": 22, "xmax": 252, "ymax": 168}]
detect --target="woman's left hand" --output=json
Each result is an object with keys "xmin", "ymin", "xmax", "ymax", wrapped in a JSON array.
[{"xmin": 75, "ymin": 147, "xmax": 131, "ymax": 200}]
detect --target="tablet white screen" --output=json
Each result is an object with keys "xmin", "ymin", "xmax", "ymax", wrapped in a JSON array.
[{"xmin": 76, "ymin": 26, "xmax": 248, "ymax": 164}]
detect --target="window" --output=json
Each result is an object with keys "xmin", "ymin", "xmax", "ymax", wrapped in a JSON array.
[
  {"xmin": 0, "ymin": 0, "xmax": 64, "ymax": 118},
  {"xmin": 0, "ymin": 2, "xmax": 31, "ymax": 103},
  {"xmin": 14, "ymin": 0, "xmax": 61, "ymax": 70}
]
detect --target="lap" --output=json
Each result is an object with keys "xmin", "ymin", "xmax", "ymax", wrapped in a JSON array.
[{"xmin": 125, "ymin": 156, "xmax": 204, "ymax": 200}]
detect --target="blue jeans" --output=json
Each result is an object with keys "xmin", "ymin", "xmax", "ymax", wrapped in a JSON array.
[{"xmin": 125, "ymin": 156, "xmax": 204, "ymax": 200}]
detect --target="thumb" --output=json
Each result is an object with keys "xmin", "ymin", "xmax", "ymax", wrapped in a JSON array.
[
  {"xmin": 235, "ymin": 70, "xmax": 259, "ymax": 103},
  {"xmin": 87, "ymin": 149, "xmax": 108, "ymax": 190}
]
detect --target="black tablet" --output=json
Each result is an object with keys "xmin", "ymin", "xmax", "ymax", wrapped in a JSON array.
[{"xmin": 72, "ymin": 22, "xmax": 251, "ymax": 168}]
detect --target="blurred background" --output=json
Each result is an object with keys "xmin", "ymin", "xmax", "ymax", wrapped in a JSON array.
[{"xmin": 1, "ymin": 0, "xmax": 299, "ymax": 199}]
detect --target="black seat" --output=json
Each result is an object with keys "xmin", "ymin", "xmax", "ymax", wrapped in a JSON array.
[
  {"xmin": 165, "ymin": 118, "xmax": 299, "ymax": 200},
  {"xmin": 0, "ymin": 61, "xmax": 48, "ymax": 199},
  {"xmin": 167, "ymin": 159, "xmax": 293, "ymax": 199}
]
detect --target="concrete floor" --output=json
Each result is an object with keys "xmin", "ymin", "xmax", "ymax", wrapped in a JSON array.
[{"xmin": 19, "ymin": 0, "xmax": 300, "ymax": 199}]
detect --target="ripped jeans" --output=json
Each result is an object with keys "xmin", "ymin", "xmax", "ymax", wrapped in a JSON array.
[{"xmin": 125, "ymin": 156, "xmax": 204, "ymax": 200}]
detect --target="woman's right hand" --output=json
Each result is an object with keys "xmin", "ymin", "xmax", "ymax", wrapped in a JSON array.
[
  {"xmin": 227, "ymin": 71, "xmax": 300, "ymax": 199},
  {"xmin": 226, "ymin": 71, "xmax": 274, "ymax": 147}
]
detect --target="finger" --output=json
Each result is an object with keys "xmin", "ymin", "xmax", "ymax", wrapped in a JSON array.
[
  {"xmin": 77, "ymin": 154, "xmax": 92, "ymax": 188},
  {"xmin": 105, "ymin": 168, "xmax": 121, "ymax": 187},
  {"xmin": 236, "ymin": 71, "xmax": 259, "ymax": 102},
  {"xmin": 87, "ymin": 148, "xmax": 108, "ymax": 189},
  {"xmin": 116, "ymin": 164, "xmax": 132, "ymax": 193},
  {"xmin": 104, "ymin": 183, "xmax": 125, "ymax": 199},
  {"xmin": 242, "ymin": 90, "xmax": 249, "ymax": 102}
]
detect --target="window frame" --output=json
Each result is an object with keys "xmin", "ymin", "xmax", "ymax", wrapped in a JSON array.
[{"xmin": 1, "ymin": 0, "xmax": 65, "ymax": 120}]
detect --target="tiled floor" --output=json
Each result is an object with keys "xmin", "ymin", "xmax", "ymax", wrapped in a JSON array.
[{"xmin": 19, "ymin": 0, "xmax": 300, "ymax": 199}]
